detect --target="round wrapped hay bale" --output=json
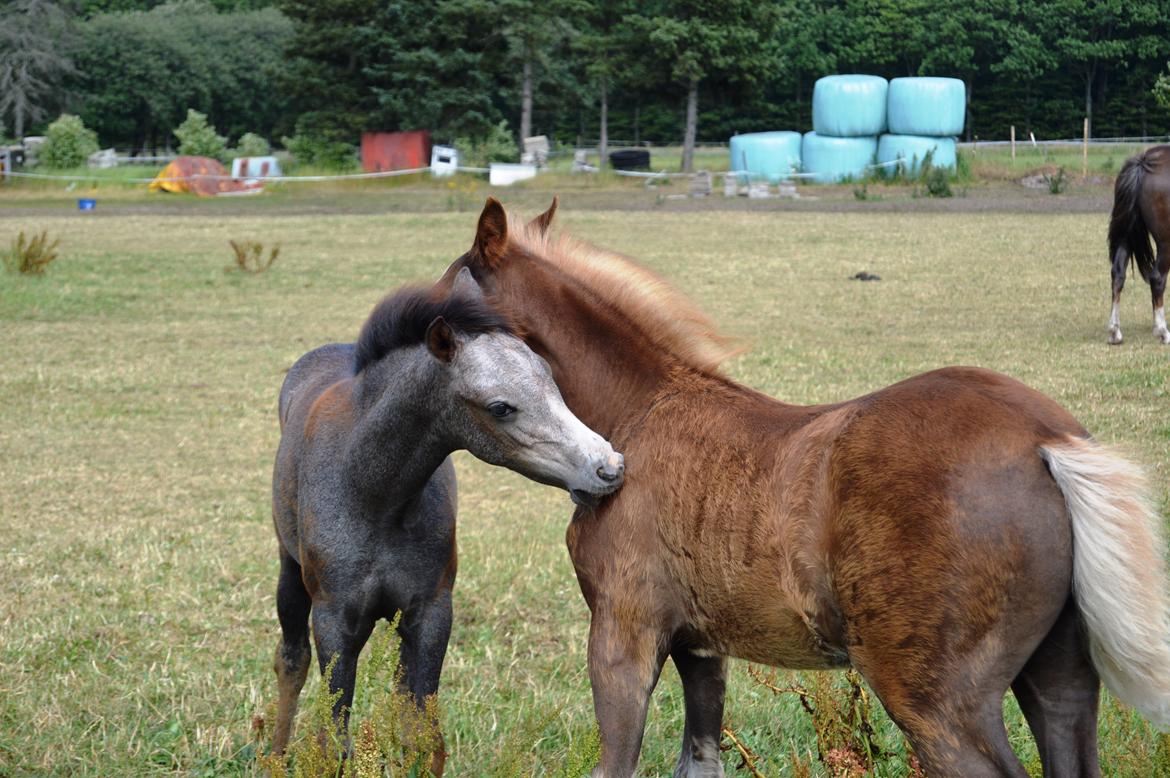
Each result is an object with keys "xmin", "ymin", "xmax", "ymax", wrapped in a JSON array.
[
  {"xmin": 729, "ymin": 131, "xmax": 802, "ymax": 184},
  {"xmin": 887, "ymin": 77, "xmax": 966, "ymax": 136},
  {"xmin": 877, "ymin": 134, "xmax": 957, "ymax": 176},
  {"xmin": 812, "ymin": 75, "xmax": 888, "ymax": 137},
  {"xmin": 801, "ymin": 132, "xmax": 878, "ymax": 183}
]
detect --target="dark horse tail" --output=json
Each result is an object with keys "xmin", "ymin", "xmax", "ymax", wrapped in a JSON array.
[{"xmin": 1108, "ymin": 150, "xmax": 1157, "ymax": 280}]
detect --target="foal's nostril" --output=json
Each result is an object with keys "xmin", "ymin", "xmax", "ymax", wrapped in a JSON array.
[{"xmin": 596, "ymin": 454, "xmax": 624, "ymax": 483}]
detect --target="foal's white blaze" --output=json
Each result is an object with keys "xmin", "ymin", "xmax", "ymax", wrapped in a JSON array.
[
  {"xmin": 455, "ymin": 332, "xmax": 621, "ymax": 499},
  {"xmin": 1109, "ymin": 300, "xmax": 1124, "ymax": 344},
  {"xmin": 1154, "ymin": 305, "xmax": 1169, "ymax": 344}
]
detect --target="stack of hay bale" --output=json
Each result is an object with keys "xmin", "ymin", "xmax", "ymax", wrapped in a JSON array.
[
  {"xmin": 877, "ymin": 77, "xmax": 965, "ymax": 176},
  {"xmin": 803, "ymin": 75, "xmax": 887, "ymax": 183},
  {"xmin": 728, "ymin": 131, "xmax": 803, "ymax": 185}
]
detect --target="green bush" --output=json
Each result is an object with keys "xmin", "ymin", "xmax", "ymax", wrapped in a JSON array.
[
  {"xmin": 174, "ymin": 109, "xmax": 227, "ymax": 159},
  {"xmin": 233, "ymin": 132, "xmax": 270, "ymax": 158},
  {"xmin": 453, "ymin": 120, "xmax": 517, "ymax": 168},
  {"xmin": 40, "ymin": 114, "xmax": 99, "ymax": 168},
  {"xmin": 280, "ymin": 133, "xmax": 355, "ymax": 170}
]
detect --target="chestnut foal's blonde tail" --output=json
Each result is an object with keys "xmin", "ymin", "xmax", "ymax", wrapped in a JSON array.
[{"xmin": 1042, "ymin": 437, "xmax": 1170, "ymax": 728}]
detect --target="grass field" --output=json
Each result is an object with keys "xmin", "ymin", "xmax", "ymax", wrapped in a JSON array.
[{"xmin": 2, "ymin": 197, "xmax": 1169, "ymax": 776}]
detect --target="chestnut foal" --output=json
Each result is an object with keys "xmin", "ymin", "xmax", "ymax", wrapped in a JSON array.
[{"xmin": 440, "ymin": 198, "xmax": 1170, "ymax": 777}]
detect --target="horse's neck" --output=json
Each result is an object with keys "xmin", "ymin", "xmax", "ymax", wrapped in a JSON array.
[{"xmin": 346, "ymin": 352, "xmax": 449, "ymax": 510}]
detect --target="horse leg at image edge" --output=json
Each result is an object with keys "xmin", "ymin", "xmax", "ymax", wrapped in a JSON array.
[
  {"xmin": 1109, "ymin": 247, "xmax": 1128, "ymax": 345},
  {"xmin": 671, "ymin": 649, "xmax": 727, "ymax": 778},
  {"xmin": 397, "ymin": 592, "xmax": 454, "ymax": 775},
  {"xmin": 1150, "ymin": 249, "xmax": 1169, "ymax": 344},
  {"xmin": 1010, "ymin": 599, "xmax": 1102, "ymax": 778},
  {"xmin": 588, "ymin": 615, "xmax": 667, "ymax": 777},
  {"xmin": 271, "ymin": 550, "xmax": 312, "ymax": 755}
]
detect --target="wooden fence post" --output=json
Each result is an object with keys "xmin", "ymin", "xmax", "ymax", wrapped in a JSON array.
[
  {"xmin": 1010, "ymin": 126, "xmax": 1016, "ymax": 161},
  {"xmin": 1083, "ymin": 118, "xmax": 1089, "ymax": 177}
]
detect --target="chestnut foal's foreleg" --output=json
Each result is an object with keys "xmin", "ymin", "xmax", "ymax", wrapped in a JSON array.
[
  {"xmin": 1109, "ymin": 246, "xmax": 1128, "ymax": 345},
  {"xmin": 588, "ymin": 614, "xmax": 667, "ymax": 777},
  {"xmin": 1011, "ymin": 599, "xmax": 1101, "ymax": 778},
  {"xmin": 671, "ymin": 649, "xmax": 727, "ymax": 778},
  {"xmin": 272, "ymin": 550, "xmax": 313, "ymax": 755},
  {"xmin": 397, "ymin": 593, "xmax": 454, "ymax": 775},
  {"xmin": 1151, "ymin": 247, "xmax": 1170, "ymax": 344}
]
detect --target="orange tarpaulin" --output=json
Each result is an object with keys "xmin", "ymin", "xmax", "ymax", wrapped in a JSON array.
[{"xmin": 148, "ymin": 156, "xmax": 260, "ymax": 196}]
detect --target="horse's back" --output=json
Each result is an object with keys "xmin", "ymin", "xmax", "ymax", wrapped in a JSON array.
[{"xmin": 279, "ymin": 342, "xmax": 356, "ymax": 428}]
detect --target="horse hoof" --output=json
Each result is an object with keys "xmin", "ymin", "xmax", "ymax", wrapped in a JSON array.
[{"xmin": 1108, "ymin": 331, "xmax": 1123, "ymax": 345}]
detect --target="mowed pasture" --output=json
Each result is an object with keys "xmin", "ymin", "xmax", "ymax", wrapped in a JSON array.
[{"xmin": 1, "ymin": 203, "xmax": 1169, "ymax": 776}]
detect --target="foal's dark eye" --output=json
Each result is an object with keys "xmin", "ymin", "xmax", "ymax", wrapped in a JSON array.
[{"xmin": 487, "ymin": 402, "xmax": 516, "ymax": 419}]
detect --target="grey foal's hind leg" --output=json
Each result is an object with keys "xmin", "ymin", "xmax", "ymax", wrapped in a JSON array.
[
  {"xmin": 1110, "ymin": 247, "xmax": 1128, "ymax": 344},
  {"xmin": 1011, "ymin": 600, "xmax": 1101, "ymax": 778},
  {"xmin": 671, "ymin": 649, "xmax": 727, "ymax": 778},
  {"xmin": 272, "ymin": 550, "xmax": 312, "ymax": 754}
]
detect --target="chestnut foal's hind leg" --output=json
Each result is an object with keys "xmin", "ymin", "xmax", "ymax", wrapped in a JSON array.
[
  {"xmin": 1011, "ymin": 599, "xmax": 1101, "ymax": 778},
  {"xmin": 671, "ymin": 649, "xmax": 727, "ymax": 778},
  {"xmin": 272, "ymin": 550, "xmax": 312, "ymax": 755}
]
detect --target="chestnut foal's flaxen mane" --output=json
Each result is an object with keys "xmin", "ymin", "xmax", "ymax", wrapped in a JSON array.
[{"xmin": 508, "ymin": 216, "xmax": 739, "ymax": 374}]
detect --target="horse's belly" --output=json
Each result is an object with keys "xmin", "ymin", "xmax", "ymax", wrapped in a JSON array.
[{"xmin": 689, "ymin": 590, "xmax": 848, "ymax": 670}]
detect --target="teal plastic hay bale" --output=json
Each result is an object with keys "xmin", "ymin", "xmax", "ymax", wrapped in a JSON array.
[
  {"xmin": 812, "ymin": 75, "xmax": 888, "ymax": 137},
  {"xmin": 728, "ymin": 131, "xmax": 802, "ymax": 184},
  {"xmin": 877, "ymin": 134, "xmax": 956, "ymax": 176},
  {"xmin": 887, "ymin": 77, "xmax": 966, "ymax": 136},
  {"xmin": 801, "ymin": 132, "xmax": 878, "ymax": 183}
]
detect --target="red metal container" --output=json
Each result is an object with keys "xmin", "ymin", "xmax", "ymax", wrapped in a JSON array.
[{"xmin": 361, "ymin": 131, "xmax": 431, "ymax": 172}]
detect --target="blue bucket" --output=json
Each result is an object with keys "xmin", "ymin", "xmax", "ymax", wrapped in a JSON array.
[{"xmin": 78, "ymin": 198, "xmax": 96, "ymax": 211}]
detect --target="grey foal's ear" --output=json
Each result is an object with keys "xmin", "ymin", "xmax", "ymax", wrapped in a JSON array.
[
  {"xmin": 451, "ymin": 266, "xmax": 484, "ymax": 302},
  {"xmin": 425, "ymin": 316, "xmax": 456, "ymax": 363}
]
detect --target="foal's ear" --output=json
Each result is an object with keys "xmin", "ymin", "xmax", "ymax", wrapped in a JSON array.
[
  {"xmin": 425, "ymin": 316, "xmax": 456, "ymax": 363},
  {"xmin": 470, "ymin": 197, "xmax": 509, "ymax": 269},
  {"xmin": 451, "ymin": 266, "xmax": 484, "ymax": 302},
  {"xmin": 528, "ymin": 196, "xmax": 558, "ymax": 236}
]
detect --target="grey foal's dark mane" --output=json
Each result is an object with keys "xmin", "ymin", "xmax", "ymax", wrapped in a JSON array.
[{"xmin": 353, "ymin": 285, "xmax": 513, "ymax": 373}]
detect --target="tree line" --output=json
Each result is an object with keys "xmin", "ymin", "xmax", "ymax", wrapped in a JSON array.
[{"xmin": 3, "ymin": 0, "xmax": 1170, "ymax": 171}]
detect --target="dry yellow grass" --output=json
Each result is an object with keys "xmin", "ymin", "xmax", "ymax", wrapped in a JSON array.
[{"xmin": 1, "ymin": 206, "xmax": 1167, "ymax": 775}]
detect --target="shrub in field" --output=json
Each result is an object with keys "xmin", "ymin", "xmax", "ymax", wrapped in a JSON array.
[
  {"xmin": 227, "ymin": 240, "xmax": 279, "ymax": 273},
  {"xmin": 5, "ymin": 230, "xmax": 60, "ymax": 275},
  {"xmin": 258, "ymin": 620, "xmax": 444, "ymax": 778},
  {"xmin": 453, "ymin": 120, "xmax": 517, "ymax": 168},
  {"xmin": 40, "ymin": 114, "xmax": 99, "ymax": 168},
  {"xmin": 1046, "ymin": 166, "xmax": 1067, "ymax": 195},
  {"xmin": 175, "ymin": 109, "xmax": 227, "ymax": 160},
  {"xmin": 917, "ymin": 149, "xmax": 953, "ymax": 198},
  {"xmin": 747, "ymin": 665, "xmax": 896, "ymax": 776},
  {"xmin": 234, "ymin": 132, "xmax": 271, "ymax": 158},
  {"xmin": 281, "ymin": 132, "xmax": 356, "ymax": 170}
]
